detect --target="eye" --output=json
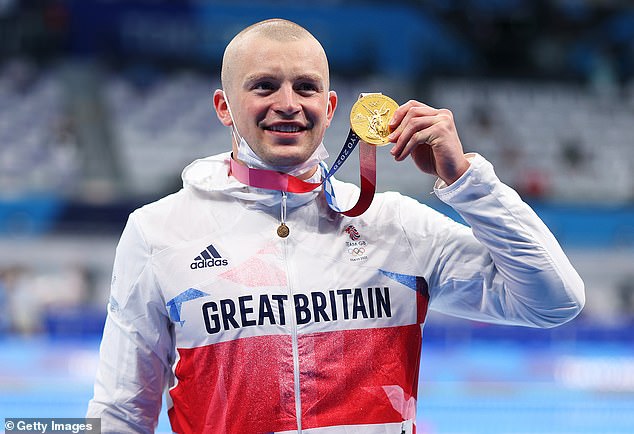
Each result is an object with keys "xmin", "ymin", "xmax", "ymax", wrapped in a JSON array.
[
  {"xmin": 296, "ymin": 82, "xmax": 319, "ymax": 94},
  {"xmin": 252, "ymin": 81, "xmax": 277, "ymax": 93}
]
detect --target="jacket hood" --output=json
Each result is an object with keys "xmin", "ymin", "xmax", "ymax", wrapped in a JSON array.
[{"xmin": 181, "ymin": 152, "xmax": 322, "ymax": 209}]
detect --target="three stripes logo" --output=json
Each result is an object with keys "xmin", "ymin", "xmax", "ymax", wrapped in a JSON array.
[{"xmin": 190, "ymin": 244, "xmax": 229, "ymax": 270}]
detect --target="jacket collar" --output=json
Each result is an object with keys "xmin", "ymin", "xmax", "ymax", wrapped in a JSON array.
[{"xmin": 181, "ymin": 152, "xmax": 322, "ymax": 209}]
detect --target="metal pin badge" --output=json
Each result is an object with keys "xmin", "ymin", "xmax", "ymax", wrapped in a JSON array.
[{"xmin": 277, "ymin": 223, "xmax": 290, "ymax": 238}]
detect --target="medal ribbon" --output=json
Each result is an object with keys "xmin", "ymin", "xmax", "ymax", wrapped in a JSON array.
[{"xmin": 229, "ymin": 129, "xmax": 377, "ymax": 217}]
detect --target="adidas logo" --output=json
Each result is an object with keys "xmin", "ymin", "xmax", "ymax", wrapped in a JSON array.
[{"xmin": 190, "ymin": 244, "xmax": 228, "ymax": 270}]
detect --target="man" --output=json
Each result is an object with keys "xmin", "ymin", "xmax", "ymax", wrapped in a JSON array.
[{"xmin": 87, "ymin": 18, "xmax": 584, "ymax": 434}]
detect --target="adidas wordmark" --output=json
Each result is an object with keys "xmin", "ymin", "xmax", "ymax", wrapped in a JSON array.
[{"xmin": 190, "ymin": 244, "xmax": 229, "ymax": 269}]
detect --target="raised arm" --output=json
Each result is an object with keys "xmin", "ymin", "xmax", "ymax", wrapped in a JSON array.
[
  {"xmin": 423, "ymin": 154, "xmax": 583, "ymax": 326},
  {"xmin": 389, "ymin": 100, "xmax": 584, "ymax": 327}
]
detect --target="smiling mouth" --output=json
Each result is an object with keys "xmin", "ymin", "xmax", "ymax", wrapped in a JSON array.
[{"xmin": 263, "ymin": 123, "xmax": 309, "ymax": 133}]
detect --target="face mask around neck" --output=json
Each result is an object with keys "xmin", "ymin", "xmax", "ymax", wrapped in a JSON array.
[{"xmin": 223, "ymin": 91, "xmax": 329, "ymax": 177}]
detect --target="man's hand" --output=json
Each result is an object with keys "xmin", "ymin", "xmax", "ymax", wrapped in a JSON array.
[{"xmin": 387, "ymin": 100, "xmax": 471, "ymax": 186}]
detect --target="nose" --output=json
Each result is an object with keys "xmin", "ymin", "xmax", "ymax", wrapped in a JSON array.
[{"xmin": 273, "ymin": 85, "xmax": 301, "ymax": 116}]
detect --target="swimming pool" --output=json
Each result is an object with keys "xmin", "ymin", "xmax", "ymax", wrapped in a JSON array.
[{"xmin": 1, "ymin": 331, "xmax": 632, "ymax": 434}]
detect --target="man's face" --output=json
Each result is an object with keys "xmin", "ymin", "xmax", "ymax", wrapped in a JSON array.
[{"xmin": 217, "ymin": 35, "xmax": 337, "ymax": 168}]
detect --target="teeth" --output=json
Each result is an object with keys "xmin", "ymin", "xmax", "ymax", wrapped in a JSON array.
[{"xmin": 269, "ymin": 125, "xmax": 301, "ymax": 133}]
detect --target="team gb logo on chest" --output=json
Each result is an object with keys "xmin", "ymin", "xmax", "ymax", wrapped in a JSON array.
[{"xmin": 344, "ymin": 224, "xmax": 369, "ymax": 262}]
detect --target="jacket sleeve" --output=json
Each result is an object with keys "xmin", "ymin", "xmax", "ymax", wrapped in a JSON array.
[
  {"xmin": 86, "ymin": 213, "xmax": 174, "ymax": 433},
  {"xmin": 405, "ymin": 153, "xmax": 585, "ymax": 328}
]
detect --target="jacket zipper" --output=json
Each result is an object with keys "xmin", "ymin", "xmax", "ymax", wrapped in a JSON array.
[{"xmin": 280, "ymin": 192, "xmax": 303, "ymax": 432}]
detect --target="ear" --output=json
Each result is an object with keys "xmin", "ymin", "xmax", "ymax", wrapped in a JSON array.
[
  {"xmin": 324, "ymin": 90, "xmax": 338, "ymax": 128},
  {"xmin": 213, "ymin": 89, "xmax": 233, "ymax": 127}
]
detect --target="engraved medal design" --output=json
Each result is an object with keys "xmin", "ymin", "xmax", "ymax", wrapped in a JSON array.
[{"xmin": 350, "ymin": 94, "xmax": 399, "ymax": 146}]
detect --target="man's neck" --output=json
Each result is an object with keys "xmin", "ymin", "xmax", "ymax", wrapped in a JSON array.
[
  {"xmin": 295, "ymin": 165, "xmax": 318, "ymax": 180},
  {"xmin": 230, "ymin": 153, "xmax": 319, "ymax": 180}
]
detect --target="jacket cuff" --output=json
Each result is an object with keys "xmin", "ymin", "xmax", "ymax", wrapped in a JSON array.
[{"xmin": 433, "ymin": 153, "xmax": 495, "ymax": 205}]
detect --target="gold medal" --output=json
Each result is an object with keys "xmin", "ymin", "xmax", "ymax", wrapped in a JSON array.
[{"xmin": 349, "ymin": 94, "xmax": 399, "ymax": 146}]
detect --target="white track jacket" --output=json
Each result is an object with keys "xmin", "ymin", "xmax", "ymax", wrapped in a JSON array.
[{"xmin": 87, "ymin": 152, "xmax": 584, "ymax": 433}]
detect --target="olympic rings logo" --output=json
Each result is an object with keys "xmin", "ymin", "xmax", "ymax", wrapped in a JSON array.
[{"xmin": 348, "ymin": 247, "xmax": 365, "ymax": 256}]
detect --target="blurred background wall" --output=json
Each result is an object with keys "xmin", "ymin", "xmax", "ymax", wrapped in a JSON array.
[{"xmin": 1, "ymin": 1, "xmax": 634, "ymax": 433}]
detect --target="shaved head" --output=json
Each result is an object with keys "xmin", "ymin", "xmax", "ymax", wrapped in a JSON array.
[
  {"xmin": 213, "ymin": 18, "xmax": 337, "ymax": 171},
  {"xmin": 221, "ymin": 19, "xmax": 329, "ymax": 95}
]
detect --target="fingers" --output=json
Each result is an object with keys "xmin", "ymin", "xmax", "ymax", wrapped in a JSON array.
[
  {"xmin": 384, "ymin": 99, "xmax": 467, "ymax": 181},
  {"xmin": 389, "ymin": 105, "xmax": 454, "ymax": 161},
  {"xmin": 387, "ymin": 100, "xmax": 417, "ymax": 133},
  {"xmin": 392, "ymin": 128, "xmax": 434, "ymax": 161},
  {"xmin": 388, "ymin": 100, "xmax": 436, "ymax": 139}
]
